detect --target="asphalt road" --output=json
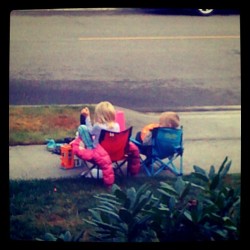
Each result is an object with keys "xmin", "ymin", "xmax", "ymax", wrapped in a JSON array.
[{"xmin": 9, "ymin": 9, "xmax": 241, "ymax": 112}]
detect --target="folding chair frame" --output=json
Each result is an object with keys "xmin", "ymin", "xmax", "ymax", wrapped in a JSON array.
[
  {"xmin": 81, "ymin": 127, "xmax": 133, "ymax": 178},
  {"xmin": 132, "ymin": 126, "xmax": 184, "ymax": 177}
]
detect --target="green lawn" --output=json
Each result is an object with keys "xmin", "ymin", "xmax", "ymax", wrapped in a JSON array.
[{"xmin": 9, "ymin": 172, "xmax": 240, "ymax": 241}]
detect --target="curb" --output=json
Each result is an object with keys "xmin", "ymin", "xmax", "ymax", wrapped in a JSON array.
[
  {"xmin": 141, "ymin": 105, "xmax": 241, "ymax": 113},
  {"xmin": 126, "ymin": 105, "xmax": 241, "ymax": 113},
  {"xmin": 9, "ymin": 104, "xmax": 241, "ymax": 113}
]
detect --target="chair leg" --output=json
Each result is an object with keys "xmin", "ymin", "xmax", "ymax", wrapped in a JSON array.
[
  {"xmin": 80, "ymin": 160, "xmax": 97, "ymax": 177},
  {"xmin": 81, "ymin": 165, "xmax": 103, "ymax": 179},
  {"xmin": 142, "ymin": 157, "xmax": 153, "ymax": 176},
  {"xmin": 179, "ymin": 155, "xmax": 183, "ymax": 175},
  {"xmin": 114, "ymin": 161, "xmax": 125, "ymax": 176},
  {"xmin": 149, "ymin": 155, "xmax": 183, "ymax": 177}
]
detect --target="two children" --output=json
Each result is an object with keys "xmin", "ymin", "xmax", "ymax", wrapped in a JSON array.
[
  {"xmin": 71, "ymin": 101, "xmax": 140, "ymax": 187},
  {"xmin": 71, "ymin": 102, "xmax": 181, "ymax": 187}
]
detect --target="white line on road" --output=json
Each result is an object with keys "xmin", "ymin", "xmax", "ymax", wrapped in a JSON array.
[{"xmin": 78, "ymin": 35, "xmax": 240, "ymax": 41}]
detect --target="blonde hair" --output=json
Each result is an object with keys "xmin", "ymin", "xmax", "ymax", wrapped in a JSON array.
[
  {"xmin": 159, "ymin": 111, "xmax": 180, "ymax": 128},
  {"xmin": 94, "ymin": 101, "xmax": 116, "ymax": 128}
]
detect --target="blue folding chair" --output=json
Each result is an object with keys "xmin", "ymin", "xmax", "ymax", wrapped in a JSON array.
[{"xmin": 131, "ymin": 126, "xmax": 184, "ymax": 176}]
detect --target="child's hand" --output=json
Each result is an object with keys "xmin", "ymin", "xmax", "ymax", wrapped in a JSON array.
[{"xmin": 81, "ymin": 107, "xmax": 90, "ymax": 117}]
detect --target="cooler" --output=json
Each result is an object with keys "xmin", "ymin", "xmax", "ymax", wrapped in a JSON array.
[{"xmin": 60, "ymin": 144, "xmax": 75, "ymax": 169}]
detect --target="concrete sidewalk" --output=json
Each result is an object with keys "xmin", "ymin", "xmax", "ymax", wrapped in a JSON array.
[{"xmin": 9, "ymin": 106, "xmax": 241, "ymax": 180}]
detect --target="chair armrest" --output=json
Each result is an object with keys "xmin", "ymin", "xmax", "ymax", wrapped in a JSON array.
[{"xmin": 130, "ymin": 137, "xmax": 142, "ymax": 147}]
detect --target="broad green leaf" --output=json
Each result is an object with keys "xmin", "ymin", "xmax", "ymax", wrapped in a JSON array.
[
  {"xmin": 114, "ymin": 188, "xmax": 127, "ymax": 202},
  {"xmin": 134, "ymin": 183, "xmax": 152, "ymax": 207},
  {"xmin": 132, "ymin": 189, "xmax": 152, "ymax": 213},
  {"xmin": 94, "ymin": 193, "xmax": 116, "ymax": 199},
  {"xmin": 190, "ymin": 182, "xmax": 206, "ymax": 191},
  {"xmin": 158, "ymin": 207, "xmax": 170, "ymax": 212},
  {"xmin": 224, "ymin": 225, "xmax": 237, "ymax": 231},
  {"xmin": 159, "ymin": 182, "xmax": 178, "ymax": 195},
  {"xmin": 93, "ymin": 207, "xmax": 121, "ymax": 221},
  {"xmin": 124, "ymin": 197, "xmax": 131, "ymax": 210},
  {"xmin": 218, "ymin": 156, "xmax": 228, "ymax": 174},
  {"xmin": 193, "ymin": 165, "xmax": 207, "ymax": 176},
  {"xmin": 209, "ymin": 213, "xmax": 224, "ymax": 223},
  {"xmin": 126, "ymin": 187, "xmax": 136, "ymax": 209},
  {"xmin": 191, "ymin": 172, "xmax": 209, "ymax": 183},
  {"xmin": 95, "ymin": 196, "xmax": 121, "ymax": 206},
  {"xmin": 203, "ymin": 203, "xmax": 217, "ymax": 214},
  {"xmin": 174, "ymin": 176, "xmax": 186, "ymax": 195},
  {"xmin": 133, "ymin": 195, "xmax": 152, "ymax": 217},
  {"xmin": 180, "ymin": 182, "xmax": 191, "ymax": 200},
  {"xmin": 169, "ymin": 196, "xmax": 176, "ymax": 210},
  {"xmin": 223, "ymin": 216, "xmax": 237, "ymax": 229},
  {"xmin": 63, "ymin": 231, "xmax": 72, "ymax": 241},
  {"xmin": 232, "ymin": 196, "xmax": 240, "ymax": 207},
  {"xmin": 220, "ymin": 160, "xmax": 232, "ymax": 178},
  {"xmin": 210, "ymin": 174, "xmax": 220, "ymax": 190},
  {"xmin": 157, "ymin": 188, "xmax": 177, "ymax": 199},
  {"xmin": 136, "ymin": 214, "xmax": 152, "ymax": 226},
  {"xmin": 98, "ymin": 202, "xmax": 119, "ymax": 211},
  {"xmin": 196, "ymin": 202, "xmax": 204, "ymax": 222},
  {"xmin": 82, "ymin": 218, "xmax": 98, "ymax": 227},
  {"xmin": 215, "ymin": 193, "xmax": 225, "ymax": 209},
  {"xmin": 208, "ymin": 165, "xmax": 216, "ymax": 179},
  {"xmin": 88, "ymin": 209, "xmax": 102, "ymax": 221},
  {"xmin": 183, "ymin": 210, "xmax": 192, "ymax": 222},
  {"xmin": 111, "ymin": 183, "xmax": 121, "ymax": 193},
  {"xmin": 44, "ymin": 233, "xmax": 57, "ymax": 241},
  {"xmin": 92, "ymin": 219, "xmax": 121, "ymax": 231},
  {"xmin": 119, "ymin": 208, "xmax": 132, "ymax": 224},
  {"xmin": 212, "ymin": 229, "xmax": 228, "ymax": 239},
  {"xmin": 136, "ymin": 183, "xmax": 152, "ymax": 197}
]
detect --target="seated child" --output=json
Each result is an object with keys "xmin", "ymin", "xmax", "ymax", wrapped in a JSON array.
[
  {"xmin": 78, "ymin": 101, "xmax": 120, "ymax": 149},
  {"xmin": 135, "ymin": 111, "xmax": 180, "ymax": 146},
  {"xmin": 70, "ymin": 101, "xmax": 141, "ymax": 187}
]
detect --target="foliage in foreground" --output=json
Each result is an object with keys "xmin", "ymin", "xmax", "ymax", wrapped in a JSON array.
[{"xmin": 37, "ymin": 157, "xmax": 240, "ymax": 242}]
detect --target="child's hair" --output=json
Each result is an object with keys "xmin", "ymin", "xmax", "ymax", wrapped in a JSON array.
[
  {"xmin": 159, "ymin": 111, "xmax": 180, "ymax": 128},
  {"xmin": 94, "ymin": 101, "xmax": 116, "ymax": 128}
]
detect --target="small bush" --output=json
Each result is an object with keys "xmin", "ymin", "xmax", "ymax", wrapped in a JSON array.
[{"xmin": 81, "ymin": 157, "xmax": 240, "ymax": 242}]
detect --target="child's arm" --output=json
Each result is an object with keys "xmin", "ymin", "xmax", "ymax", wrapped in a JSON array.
[
  {"xmin": 81, "ymin": 107, "xmax": 90, "ymax": 116},
  {"xmin": 80, "ymin": 107, "xmax": 90, "ymax": 125},
  {"xmin": 80, "ymin": 114, "xmax": 86, "ymax": 125},
  {"xmin": 143, "ymin": 131, "xmax": 153, "ymax": 145},
  {"xmin": 85, "ymin": 116, "xmax": 93, "ymax": 132}
]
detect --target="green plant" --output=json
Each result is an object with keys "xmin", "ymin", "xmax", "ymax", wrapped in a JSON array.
[
  {"xmin": 148, "ymin": 156, "xmax": 240, "ymax": 241},
  {"xmin": 82, "ymin": 157, "xmax": 240, "ymax": 242},
  {"xmin": 83, "ymin": 183, "xmax": 159, "ymax": 242},
  {"xmin": 36, "ymin": 230, "xmax": 85, "ymax": 242},
  {"xmin": 33, "ymin": 157, "xmax": 240, "ymax": 242},
  {"xmin": 187, "ymin": 156, "xmax": 240, "ymax": 240}
]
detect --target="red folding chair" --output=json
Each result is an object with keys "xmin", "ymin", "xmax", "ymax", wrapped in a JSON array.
[{"xmin": 82, "ymin": 127, "xmax": 133, "ymax": 178}]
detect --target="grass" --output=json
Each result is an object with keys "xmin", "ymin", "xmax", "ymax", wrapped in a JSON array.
[
  {"xmin": 9, "ymin": 105, "xmax": 96, "ymax": 145},
  {"xmin": 9, "ymin": 173, "xmax": 241, "ymax": 241}
]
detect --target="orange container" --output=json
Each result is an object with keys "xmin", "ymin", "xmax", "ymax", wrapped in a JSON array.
[{"xmin": 60, "ymin": 144, "xmax": 74, "ymax": 169}]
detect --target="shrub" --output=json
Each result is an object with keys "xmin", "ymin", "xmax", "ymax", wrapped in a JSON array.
[
  {"xmin": 83, "ymin": 157, "xmax": 240, "ymax": 242},
  {"xmin": 37, "ymin": 157, "xmax": 240, "ymax": 242}
]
